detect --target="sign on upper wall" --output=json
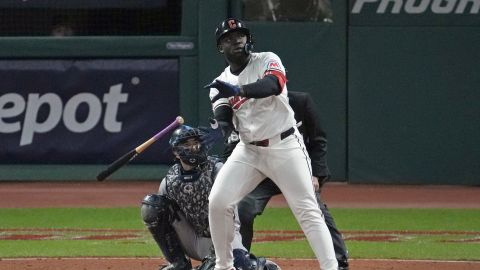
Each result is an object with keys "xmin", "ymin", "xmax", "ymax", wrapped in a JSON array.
[
  {"xmin": 0, "ymin": 59, "xmax": 179, "ymax": 164},
  {"xmin": 350, "ymin": 0, "xmax": 480, "ymax": 25}
]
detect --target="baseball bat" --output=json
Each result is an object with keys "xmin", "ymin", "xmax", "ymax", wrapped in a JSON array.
[{"xmin": 96, "ymin": 116, "xmax": 184, "ymax": 181}]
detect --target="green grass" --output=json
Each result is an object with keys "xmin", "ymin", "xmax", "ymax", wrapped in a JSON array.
[
  {"xmin": 0, "ymin": 208, "xmax": 143, "ymax": 229},
  {"xmin": 254, "ymin": 208, "xmax": 480, "ymax": 231},
  {"xmin": 250, "ymin": 208, "xmax": 480, "ymax": 260},
  {"xmin": 1, "ymin": 208, "xmax": 479, "ymax": 260},
  {"xmin": 0, "ymin": 240, "xmax": 157, "ymax": 257}
]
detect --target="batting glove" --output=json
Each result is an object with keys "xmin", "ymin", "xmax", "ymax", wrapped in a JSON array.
[{"xmin": 204, "ymin": 79, "xmax": 241, "ymax": 103}]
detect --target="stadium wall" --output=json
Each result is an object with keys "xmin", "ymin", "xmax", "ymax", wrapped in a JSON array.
[{"xmin": 0, "ymin": 0, "xmax": 478, "ymax": 185}]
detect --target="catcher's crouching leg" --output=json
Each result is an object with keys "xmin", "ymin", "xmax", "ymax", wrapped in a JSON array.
[{"xmin": 141, "ymin": 194, "xmax": 192, "ymax": 270}]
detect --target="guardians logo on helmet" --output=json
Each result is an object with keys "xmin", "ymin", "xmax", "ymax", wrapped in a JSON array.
[{"xmin": 215, "ymin": 18, "xmax": 254, "ymax": 53}]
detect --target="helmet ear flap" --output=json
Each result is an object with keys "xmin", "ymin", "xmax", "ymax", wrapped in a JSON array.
[
  {"xmin": 246, "ymin": 32, "xmax": 254, "ymax": 53},
  {"xmin": 244, "ymin": 42, "xmax": 253, "ymax": 53}
]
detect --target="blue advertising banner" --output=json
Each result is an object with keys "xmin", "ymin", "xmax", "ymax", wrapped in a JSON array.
[{"xmin": 0, "ymin": 59, "xmax": 179, "ymax": 164}]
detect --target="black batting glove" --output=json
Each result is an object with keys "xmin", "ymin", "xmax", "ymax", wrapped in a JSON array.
[{"xmin": 204, "ymin": 79, "xmax": 241, "ymax": 103}]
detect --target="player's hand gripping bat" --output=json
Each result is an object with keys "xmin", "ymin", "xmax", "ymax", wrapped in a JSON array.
[{"xmin": 96, "ymin": 116, "xmax": 184, "ymax": 181}]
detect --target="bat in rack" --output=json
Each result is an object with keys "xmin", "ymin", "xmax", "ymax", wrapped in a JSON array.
[{"xmin": 96, "ymin": 116, "xmax": 184, "ymax": 181}]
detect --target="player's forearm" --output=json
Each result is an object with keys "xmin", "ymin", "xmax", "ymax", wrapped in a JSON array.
[{"xmin": 239, "ymin": 75, "xmax": 281, "ymax": 98}]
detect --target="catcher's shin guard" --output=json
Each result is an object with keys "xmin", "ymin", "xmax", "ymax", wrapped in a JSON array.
[
  {"xmin": 141, "ymin": 194, "xmax": 191, "ymax": 270},
  {"xmin": 149, "ymin": 226, "xmax": 191, "ymax": 270}
]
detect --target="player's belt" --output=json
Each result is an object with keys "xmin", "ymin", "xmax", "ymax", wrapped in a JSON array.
[{"xmin": 249, "ymin": 127, "xmax": 295, "ymax": 147}]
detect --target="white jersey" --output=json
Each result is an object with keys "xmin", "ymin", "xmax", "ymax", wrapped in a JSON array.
[{"xmin": 209, "ymin": 52, "xmax": 296, "ymax": 143}]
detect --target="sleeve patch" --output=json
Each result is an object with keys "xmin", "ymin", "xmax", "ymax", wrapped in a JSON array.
[{"xmin": 266, "ymin": 60, "xmax": 283, "ymax": 72}]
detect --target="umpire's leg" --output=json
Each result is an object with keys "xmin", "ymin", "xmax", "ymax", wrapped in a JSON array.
[
  {"xmin": 238, "ymin": 179, "xmax": 281, "ymax": 251},
  {"xmin": 316, "ymin": 192, "xmax": 349, "ymax": 269}
]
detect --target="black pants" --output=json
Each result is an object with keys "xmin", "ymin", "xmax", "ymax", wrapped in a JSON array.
[{"xmin": 237, "ymin": 179, "xmax": 349, "ymax": 264}]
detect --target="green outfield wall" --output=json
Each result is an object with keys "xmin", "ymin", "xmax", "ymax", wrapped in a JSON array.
[{"xmin": 0, "ymin": 0, "xmax": 478, "ymax": 185}]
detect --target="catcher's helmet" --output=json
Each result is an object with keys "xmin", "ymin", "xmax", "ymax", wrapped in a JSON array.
[
  {"xmin": 169, "ymin": 125, "xmax": 207, "ymax": 166},
  {"xmin": 215, "ymin": 18, "xmax": 253, "ymax": 52}
]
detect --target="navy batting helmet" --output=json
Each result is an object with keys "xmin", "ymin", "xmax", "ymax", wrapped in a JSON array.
[
  {"xmin": 169, "ymin": 125, "xmax": 207, "ymax": 166},
  {"xmin": 215, "ymin": 18, "xmax": 253, "ymax": 52}
]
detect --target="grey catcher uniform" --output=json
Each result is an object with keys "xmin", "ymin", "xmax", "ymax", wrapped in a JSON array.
[
  {"xmin": 157, "ymin": 158, "xmax": 245, "ymax": 261},
  {"xmin": 205, "ymin": 18, "xmax": 337, "ymax": 270}
]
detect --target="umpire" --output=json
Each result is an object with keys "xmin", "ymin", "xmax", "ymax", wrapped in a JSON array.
[{"xmin": 222, "ymin": 91, "xmax": 349, "ymax": 270}]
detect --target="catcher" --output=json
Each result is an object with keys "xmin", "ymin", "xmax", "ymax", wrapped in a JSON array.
[{"xmin": 140, "ymin": 125, "xmax": 280, "ymax": 270}]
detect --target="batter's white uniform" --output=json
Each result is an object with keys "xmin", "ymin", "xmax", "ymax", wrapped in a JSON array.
[{"xmin": 207, "ymin": 52, "xmax": 337, "ymax": 270}]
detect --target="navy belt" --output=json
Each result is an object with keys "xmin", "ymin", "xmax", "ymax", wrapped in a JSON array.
[{"xmin": 249, "ymin": 127, "xmax": 295, "ymax": 147}]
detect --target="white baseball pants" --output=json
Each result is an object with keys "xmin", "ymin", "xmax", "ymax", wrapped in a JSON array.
[{"xmin": 208, "ymin": 129, "xmax": 338, "ymax": 270}]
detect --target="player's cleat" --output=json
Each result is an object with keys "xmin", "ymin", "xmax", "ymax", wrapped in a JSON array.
[
  {"xmin": 158, "ymin": 258, "xmax": 192, "ymax": 270},
  {"xmin": 195, "ymin": 253, "xmax": 215, "ymax": 270},
  {"xmin": 338, "ymin": 259, "xmax": 349, "ymax": 270},
  {"xmin": 264, "ymin": 259, "xmax": 281, "ymax": 270}
]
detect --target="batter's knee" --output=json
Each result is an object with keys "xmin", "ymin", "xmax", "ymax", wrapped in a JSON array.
[
  {"xmin": 208, "ymin": 197, "xmax": 237, "ymax": 221},
  {"xmin": 207, "ymin": 197, "xmax": 226, "ymax": 215},
  {"xmin": 293, "ymin": 207, "xmax": 326, "ymax": 232},
  {"xmin": 208, "ymin": 190, "xmax": 229, "ymax": 209}
]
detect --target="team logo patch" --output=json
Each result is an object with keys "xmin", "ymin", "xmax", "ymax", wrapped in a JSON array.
[
  {"xmin": 266, "ymin": 61, "xmax": 282, "ymax": 72},
  {"xmin": 183, "ymin": 183, "xmax": 194, "ymax": 194}
]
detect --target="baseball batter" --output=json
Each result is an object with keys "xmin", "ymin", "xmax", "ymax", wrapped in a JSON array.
[{"xmin": 204, "ymin": 18, "xmax": 338, "ymax": 270}]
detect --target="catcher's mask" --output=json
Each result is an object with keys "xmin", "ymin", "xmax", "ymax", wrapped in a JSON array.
[
  {"xmin": 215, "ymin": 18, "xmax": 253, "ymax": 53},
  {"xmin": 169, "ymin": 125, "xmax": 207, "ymax": 166}
]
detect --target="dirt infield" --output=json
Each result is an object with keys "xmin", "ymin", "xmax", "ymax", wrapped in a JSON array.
[
  {"xmin": 2, "ymin": 257, "xmax": 480, "ymax": 270},
  {"xmin": 0, "ymin": 181, "xmax": 479, "ymax": 208},
  {"xmin": 0, "ymin": 181, "xmax": 479, "ymax": 270}
]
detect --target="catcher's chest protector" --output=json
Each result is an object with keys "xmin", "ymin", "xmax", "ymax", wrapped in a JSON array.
[{"xmin": 165, "ymin": 160, "xmax": 216, "ymax": 237}]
